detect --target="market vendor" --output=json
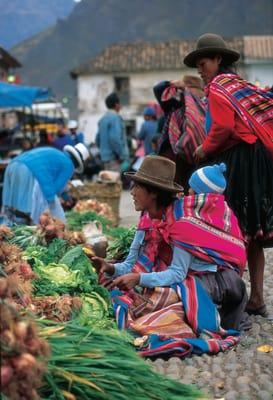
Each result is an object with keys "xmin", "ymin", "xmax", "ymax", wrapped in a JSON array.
[
  {"xmin": 93, "ymin": 156, "xmax": 251, "ymax": 357},
  {"xmin": 2, "ymin": 143, "xmax": 90, "ymax": 225}
]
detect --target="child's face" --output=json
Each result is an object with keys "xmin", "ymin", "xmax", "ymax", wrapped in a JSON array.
[{"xmin": 188, "ymin": 188, "xmax": 196, "ymax": 195}]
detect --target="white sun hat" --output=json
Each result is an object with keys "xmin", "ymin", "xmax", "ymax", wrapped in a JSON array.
[
  {"xmin": 64, "ymin": 143, "xmax": 90, "ymax": 173},
  {"xmin": 68, "ymin": 120, "xmax": 78, "ymax": 129}
]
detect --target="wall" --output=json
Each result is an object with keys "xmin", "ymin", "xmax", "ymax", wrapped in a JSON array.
[
  {"xmin": 242, "ymin": 61, "xmax": 273, "ymax": 87},
  {"xmin": 77, "ymin": 69, "xmax": 199, "ymax": 143}
]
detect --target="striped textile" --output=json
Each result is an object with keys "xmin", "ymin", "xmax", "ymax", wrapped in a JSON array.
[
  {"xmin": 208, "ymin": 73, "xmax": 273, "ymax": 159},
  {"xmin": 136, "ymin": 194, "xmax": 246, "ymax": 275},
  {"xmin": 111, "ymin": 276, "xmax": 240, "ymax": 358},
  {"xmin": 161, "ymin": 86, "xmax": 206, "ymax": 164}
]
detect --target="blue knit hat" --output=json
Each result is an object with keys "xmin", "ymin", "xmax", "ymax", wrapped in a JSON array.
[
  {"xmin": 143, "ymin": 106, "xmax": 156, "ymax": 117},
  {"xmin": 189, "ymin": 163, "xmax": 227, "ymax": 194}
]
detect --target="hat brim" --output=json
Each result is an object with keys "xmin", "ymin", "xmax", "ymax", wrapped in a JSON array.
[
  {"xmin": 184, "ymin": 47, "xmax": 240, "ymax": 68},
  {"xmin": 124, "ymin": 171, "xmax": 183, "ymax": 193},
  {"xmin": 64, "ymin": 145, "xmax": 84, "ymax": 173}
]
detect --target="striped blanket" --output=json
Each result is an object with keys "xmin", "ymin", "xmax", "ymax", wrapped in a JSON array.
[
  {"xmin": 161, "ymin": 86, "xmax": 206, "ymax": 164},
  {"xmin": 208, "ymin": 73, "xmax": 273, "ymax": 159},
  {"xmin": 111, "ymin": 195, "xmax": 245, "ymax": 357}
]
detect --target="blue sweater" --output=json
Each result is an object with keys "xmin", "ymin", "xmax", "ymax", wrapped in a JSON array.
[
  {"xmin": 114, "ymin": 230, "xmax": 217, "ymax": 288},
  {"xmin": 12, "ymin": 147, "xmax": 74, "ymax": 202},
  {"xmin": 96, "ymin": 110, "xmax": 129, "ymax": 162}
]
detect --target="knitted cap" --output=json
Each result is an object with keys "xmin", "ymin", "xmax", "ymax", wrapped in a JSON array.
[
  {"xmin": 189, "ymin": 163, "xmax": 227, "ymax": 194},
  {"xmin": 143, "ymin": 106, "xmax": 156, "ymax": 117}
]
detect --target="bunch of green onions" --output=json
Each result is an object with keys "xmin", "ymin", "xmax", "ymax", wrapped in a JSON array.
[{"xmin": 38, "ymin": 320, "xmax": 202, "ymax": 400}]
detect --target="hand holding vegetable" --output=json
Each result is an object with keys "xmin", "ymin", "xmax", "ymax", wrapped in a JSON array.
[
  {"xmin": 108, "ymin": 273, "xmax": 140, "ymax": 291},
  {"xmin": 91, "ymin": 256, "xmax": 115, "ymax": 276}
]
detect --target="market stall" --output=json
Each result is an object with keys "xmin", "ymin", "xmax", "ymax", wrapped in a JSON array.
[{"xmin": 0, "ymin": 208, "xmax": 202, "ymax": 400}]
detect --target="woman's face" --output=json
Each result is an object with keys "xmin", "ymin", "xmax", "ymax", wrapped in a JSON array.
[
  {"xmin": 130, "ymin": 182, "xmax": 156, "ymax": 212},
  {"xmin": 196, "ymin": 56, "xmax": 221, "ymax": 84}
]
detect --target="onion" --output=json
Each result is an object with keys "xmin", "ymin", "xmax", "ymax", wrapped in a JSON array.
[
  {"xmin": 11, "ymin": 353, "xmax": 36, "ymax": 371},
  {"xmin": 0, "ymin": 278, "xmax": 8, "ymax": 297},
  {"xmin": 13, "ymin": 321, "xmax": 29, "ymax": 340},
  {"xmin": 2, "ymin": 330, "xmax": 16, "ymax": 347},
  {"xmin": 0, "ymin": 365, "xmax": 13, "ymax": 386}
]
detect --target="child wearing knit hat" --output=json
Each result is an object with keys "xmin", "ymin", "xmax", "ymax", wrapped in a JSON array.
[{"xmin": 188, "ymin": 163, "xmax": 227, "ymax": 195}]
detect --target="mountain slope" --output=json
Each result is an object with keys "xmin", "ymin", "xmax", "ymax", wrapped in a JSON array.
[
  {"xmin": 0, "ymin": 0, "xmax": 74, "ymax": 48},
  {"xmin": 11, "ymin": 0, "xmax": 273, "ymax": 109}
]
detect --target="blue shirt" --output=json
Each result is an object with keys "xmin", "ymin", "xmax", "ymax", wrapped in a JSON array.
[
  {"xmin": 96, "ymin": 110, "xmax": 129, "ymax": 162},
  {"xmin": 12, "ymin": 147, "xmax": 74, "ymax": 202},
  {"xmin": 71, "ymin": 132, "xmax": 85, "ymax": 145},
  {"xmin": 113, "ymin": 230, "xmax": 217, "ymax": 288},
  {"xmin": 52, "ymin": 135, "xmax": 73, "ymax": 151},
  {"xmin": 138, "ymin": 120, "xmax": 158, "ymax": 155}
]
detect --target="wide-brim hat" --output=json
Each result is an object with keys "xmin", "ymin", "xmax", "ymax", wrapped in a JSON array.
[
  {"xmin": 124, "ymin": 155, "xmax": 183, "ymax": 193},
  {"xmin": 184, "ymin": 33, "xmax": 240, "ymax": 68},
  {"xmin": 64, "ymin": 143, "xmax": 90, "ymax": 173}
]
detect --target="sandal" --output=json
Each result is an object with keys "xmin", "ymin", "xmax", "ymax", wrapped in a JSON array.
[{"xmin": 245, "ymin": 304, "xmax": 268, "ymax": 318}]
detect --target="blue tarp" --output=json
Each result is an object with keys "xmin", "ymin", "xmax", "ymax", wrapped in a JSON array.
[{"xmin": 0, "ymin": 82, "xmax": 51, "ymax": 108}]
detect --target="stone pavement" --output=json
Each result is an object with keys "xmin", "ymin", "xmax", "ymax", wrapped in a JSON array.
[{"xmin": 119, "ymin": 190, "xmax": 273, "ymax": 400}]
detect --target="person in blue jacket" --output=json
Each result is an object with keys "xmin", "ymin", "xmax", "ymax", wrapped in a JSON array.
[
  {"xmin": 68, "ymin": 120, "xmax": 85, "ymax": 145},
  {"xmin": 137, "ymin": 106, "xmax": 158, "ymax": 155},
  {"xmin": 2, "ymin": 143, "xmax": 90, "ymax": 225},
  {"xmin": 95, "ymin": 93, "xmax": 129, "ymax": 172}
]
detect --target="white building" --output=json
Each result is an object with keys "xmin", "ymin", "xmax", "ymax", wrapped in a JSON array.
[{"xmin": 71, "ymin": 36, "xmax": 273, "ymax": 143}]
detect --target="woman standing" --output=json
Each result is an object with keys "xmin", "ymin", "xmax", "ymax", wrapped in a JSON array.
[{"xmin": 184, "ymin": 33, "xmax": 273, "ymax": 317}]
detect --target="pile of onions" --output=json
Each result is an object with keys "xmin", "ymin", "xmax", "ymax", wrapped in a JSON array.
[
  {"xmin": 0, "ymin": 279, "xmax": 50, "ymax": 400},
  {"xmin": 74, "ymin": 199, "xmax": 114, "ymax": 221},
  {"xmin": 31, "ymin": 295, "xmax": 82, "ymax": 322},
  {"xmin": 38, "ymin": 212, "xmax": 85, "ymax": 245},
  {"xmin": 0, "ymin": 225, "xmax": 12, "ymax": 241}
]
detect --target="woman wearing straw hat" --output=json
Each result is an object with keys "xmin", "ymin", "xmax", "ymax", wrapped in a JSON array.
[
  {"xmin": 184, "ymin": 33, "xmax": 273, "ymax": 317},
  {"xmin": 2, "ymin": 143, "xmax": 90, "ymax": 225},
  {"xmin": 92, "ymin": 156, "xmax": 250, "ymax": 358}
]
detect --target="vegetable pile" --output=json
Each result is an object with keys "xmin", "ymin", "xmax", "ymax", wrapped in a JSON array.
[
  {"xmin": 73, "ymin": 199, "xmax": 114, "ymax": 222},
  {"xmin": 39, "ymin": 320, "xmax": 202, "ymax": 400},
  {"xmin": 1, "ymin": 209, "xmax": 203, "ymax": 400},
  {"xmin": 0, "ymin": 278, "xmax": 50, "ymax": 400}
]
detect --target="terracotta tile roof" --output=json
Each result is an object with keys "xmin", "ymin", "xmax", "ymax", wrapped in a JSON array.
[
  {"xmin": 244, "ymin": 36, "xmax": 273, "ymax": 59},
  {"xmin": 71, "ymin": 36, "xmax": 272, "ymax": 77}
]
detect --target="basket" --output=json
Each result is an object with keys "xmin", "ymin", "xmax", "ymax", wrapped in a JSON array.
[{"xmin": 69, "ymin": 181, "xmax": 122, "ymax": 225}]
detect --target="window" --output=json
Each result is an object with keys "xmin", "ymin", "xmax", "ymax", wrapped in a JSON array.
[{"xmin": 114, "ymin": 76, "xmax": 130, "ymax": 105}]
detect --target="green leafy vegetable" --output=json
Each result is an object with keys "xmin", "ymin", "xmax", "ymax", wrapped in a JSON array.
[
  {"xmin": 75, "ymin": 293, "xmax": 113, "ymax": 329},
  {"xmin": 59, "ymin": 246, "xmax": 92, "ymax": 275},
  {"xmin": 107, "ymin": 226, "xmax": 136, "ymax": 261},
  {"xmin": 66, "ymin": 211, "xmax": 113, "ymax": 232}
]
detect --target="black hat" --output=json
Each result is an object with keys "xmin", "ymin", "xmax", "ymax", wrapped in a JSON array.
[
  {"xmin": 184, "ymin": 33, "xmax": 240, "ymax": 68},
  {"xmin": 105, "ymin": 92, "xmax": 120, "ymax": 109}
]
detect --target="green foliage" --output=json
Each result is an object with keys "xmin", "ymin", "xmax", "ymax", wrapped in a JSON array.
[
  {"xmin": 107, "ymin": 226, "xmax": 136, "ymax": 261},
  {"xmin": 39, "ymin": 320, "xmax": 202, "ymax": 400},
  {"xmin": 65, "ymin": 211, "xmax": 113, "ymax": 232}
]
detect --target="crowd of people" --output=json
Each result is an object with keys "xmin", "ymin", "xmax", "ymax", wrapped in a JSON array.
[
  {"xmin": 1, "ymin": 33, "xmax": 273, "ymax": 345},
  {"xmin": 94, "ymin": 32, "xmax": 273, "ymax": 337}
]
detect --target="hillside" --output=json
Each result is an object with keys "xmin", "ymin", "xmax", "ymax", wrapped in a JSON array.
[
  {"xmin": 0, "ymin": 0, "xmax": 74, "ymax": 48},
  {"xmin": 10, "ymin": 0, "xmax": 273, "ymax": 111}
]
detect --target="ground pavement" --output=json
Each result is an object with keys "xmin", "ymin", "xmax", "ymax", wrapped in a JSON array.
[{"xmin": 119, "ymin": 190, "xmax": 273, "ymax": 400}]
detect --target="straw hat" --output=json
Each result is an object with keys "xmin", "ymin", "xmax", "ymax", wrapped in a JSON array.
[
  {"xmin": 64, "ymin": 143, "xmax": 90, "ymax": 173},
  {"xmin": 124, "ymin": 156, "xmax": 183, "ymax": 193},
  {"xmin": 184, "ymin": 33, "xmax": 240, "ymax": 68}
]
